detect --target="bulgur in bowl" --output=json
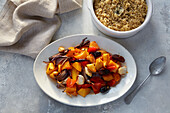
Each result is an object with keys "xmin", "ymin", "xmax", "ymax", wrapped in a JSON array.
[{"xmin": 87, "ymin": 0, "xmax": 152, "ymax": 38}]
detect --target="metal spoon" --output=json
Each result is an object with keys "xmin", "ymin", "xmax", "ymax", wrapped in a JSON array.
[{"xmin": 124, "ymin": 56, "xmax": 166, "ymax": 104}]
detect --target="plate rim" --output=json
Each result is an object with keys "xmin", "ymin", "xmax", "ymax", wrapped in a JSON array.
[{"xmin": 33, "ymin": 34, "xmax": 137, "ymax": 107}]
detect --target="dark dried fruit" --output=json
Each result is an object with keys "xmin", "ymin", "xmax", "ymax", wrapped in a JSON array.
[
  {"xmin": 91, "ymin": 51, "xmax": 101, "ymax": 58},
  {"xmin": 92, "ymin": 73, "xmax": 101, "ymax": 77},
  {"xmin": 100, "ymin": 86, "xmax": 110, "ymax": 94},
  {"xmin": 112, "ymin": 54, "xmax": 125, "ymax": 62},
  {"xmin": 98, "ymin": 68, "xmax": 110, "ymax": 75}
]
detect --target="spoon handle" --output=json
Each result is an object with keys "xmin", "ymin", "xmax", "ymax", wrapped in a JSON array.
[{"xmin": 124, "ymin": 74, "xmax": 151, "ymax": 104}]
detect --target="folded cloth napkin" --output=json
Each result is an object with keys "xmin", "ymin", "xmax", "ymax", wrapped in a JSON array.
[{"xmin": 0, "ymin": 0, "xmax": 82, "ymax": 58}]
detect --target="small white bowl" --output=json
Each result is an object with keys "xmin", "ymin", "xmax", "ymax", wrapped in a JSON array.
[{"xmin": 87, "ymin": 0, "xmax": 152, "ymax": 38}]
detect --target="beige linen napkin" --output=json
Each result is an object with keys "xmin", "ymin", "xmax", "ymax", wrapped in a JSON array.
[{"xmin": 0, "ymin": 0, "xmax": 82, "ymax": 58}]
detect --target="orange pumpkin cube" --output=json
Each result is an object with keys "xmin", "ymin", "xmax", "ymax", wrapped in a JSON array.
[
  {"xmin": 49, "ymin": 71, "xmax": 59, "ymax": 79},
  {"xmin": 58, "ymin": 64, "xmax": 62, "ymax": 73},
  {"xmin": 74, "ymin": 51, "xmax": 88, "ymax": 59},
  {"xmin": 86, "ymin": 54, "xmax": 95, "ymax": 63},
  {"xmin": 62, "ymin": 61, "xmax": 72, "ymax": 70},
  {"xmin": 65, "ymin": 85, "xmax": 77, "ymax": 93},
  {"xmin": 102, "ymin": 74, "xmax": 114, "ymax": 81},
  {"xmin": 46, "ymin": 63, "xmax": 56, "ymax": 75},
  {"xmin": 89, "ymin": 41, "xmax": 100, "ymax": 50},
  {"xmin": 68, "ymin": 47, "xmax": 75, "ymax": 51},
  {"xmin": 78, "ymin": 88, "xmax": 91, "ymax": 97},
  {"xmin": 102, "ymin": 53, "xmax": 110, "ymax": 67},
  {"xmin": 71, "ymin": 67, "xmax": 79, "ymax": 80},
  {"xmin": 108, "ymin": 60, "xmax": 120, "ymax": 72},
  {"xmin": 87, "ymin": 64, "xmax": 96, "ymax": 72},
  {"xmin": 71, "ymin": 62, "xmax": 82, "ymax": 72},
  {"xmin": 67, "ymin": 51, "xmax": 74, "ymax": 57},
  {"xmin": 95, "ymin": 58, "xmax": 103, "ymax": 70}
]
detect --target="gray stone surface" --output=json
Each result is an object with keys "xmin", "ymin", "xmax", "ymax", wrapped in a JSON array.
[{"xmin": 0, "ymin": 0, "xmax": 170, "ymax": 113}]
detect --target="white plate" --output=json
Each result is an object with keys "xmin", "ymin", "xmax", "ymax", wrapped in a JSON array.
[{"xmin": 33, "ymin": 34, "xmax": 137, "ymax": 107}]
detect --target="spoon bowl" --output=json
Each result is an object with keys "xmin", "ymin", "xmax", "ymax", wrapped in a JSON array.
[{"xmin": 149, "ymin": 56, "xmax": 166, "ymax": 75}]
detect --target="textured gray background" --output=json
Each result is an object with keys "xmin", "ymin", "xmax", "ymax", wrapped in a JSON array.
[{"xmin": 0, "ymin": 0, "xmax": 170, "ymax": 113}]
